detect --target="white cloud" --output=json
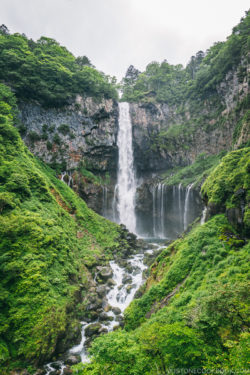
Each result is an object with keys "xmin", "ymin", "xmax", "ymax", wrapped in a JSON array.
[{"xmin": 0, "ymin": 0, "xmax": 248, "ymax": 80}]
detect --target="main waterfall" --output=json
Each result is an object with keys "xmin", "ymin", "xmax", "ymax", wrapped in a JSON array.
[{"xmin": 115, "ymin": 102, "xmax": 137, "ymax": 233}]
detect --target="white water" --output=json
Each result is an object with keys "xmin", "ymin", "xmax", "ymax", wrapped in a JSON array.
[
  {"xmin": 66, "ymin": 247, "xmax": 154, "ymax": 365},
  {"xmin": 152, "ymin": 183, "xmax": 166, "ymax": 238},
  {"xmin": 201, "ymin": 206, "xmax": 207, "ymax": 225},
  {"xmin": 44, "ymin": 361, "xmax": 66, "ymax": 375},
  {"xmin": 116, "ymin": 102, "xmax": 137, "ymax": 233},
  {"xmin": 61, "ymin": 171, "xmax": 73, "ymax": 187},
  {"xmin": 178, "ymin": 183, "xmax": 183, "ymax": 230},
  {"xmin": 184, "ymin": 183, "xmax": 194, "ymax": 231}
]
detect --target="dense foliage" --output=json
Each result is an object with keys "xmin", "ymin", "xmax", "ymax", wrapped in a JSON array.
[
  {"xmin": 122, "ymin": 10, "xmax": 249, "ymax": 103},
  {"xmin": 0, "ymin": 28, "xmax": 118, "ymax": 106},
  {"xmin": 162, "ymin": 151, "xmax": 227, "ymax": 187},
  {"xmin": 71, "ymin": 144, "xmax": 249, "ymax": 374},
  {"xmin": 0, "ymin": 84, "xmax": 122, "ymax": 371},
  {"xmin": 202, "ymin": 147, "xmax": 250, "ymax": 235},
  {"xmin": 73, "ymin": 215, "xmax": 249, "ymax": 374}
]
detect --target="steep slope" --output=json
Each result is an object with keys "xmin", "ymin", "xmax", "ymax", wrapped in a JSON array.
[
  {"xmin": 0, "ymin": 27, "xmax": 119, "ymax": 216},
  {"xmin": 122, "ymin": 11, "xmax": 249, "ymax": 174},
  {"xmin": 72, "ymin": 147, "xmax": 249, "ymax": 374},
  {"xmin": 0, "ymin": 84, "xmax": 128, "ymax": 372}
]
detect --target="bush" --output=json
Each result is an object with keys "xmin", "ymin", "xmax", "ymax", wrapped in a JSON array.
[{"xmin": 58, "ymin": 123, "xmax": 70, "ymax": 135}]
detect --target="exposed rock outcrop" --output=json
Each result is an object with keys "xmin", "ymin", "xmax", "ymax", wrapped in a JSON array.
[
  {"xmin": 130, "ymin": 60, "xmax": 249, "ymax": 174},
  {"xmin": 19, "ymin": 95, "xmax": 119, "ymax": 173}
]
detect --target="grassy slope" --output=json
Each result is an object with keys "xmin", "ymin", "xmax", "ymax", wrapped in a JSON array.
[
  {"xmin": 162, "ymin": 151, "xmax": 226, "ymax": 188},
  {"xmin": 0, "ymin": 110, "xmax": 121, "ymax": 371},
  {"xmin": 73, "ymin": 147, "xmax": 250, "ymax": 374}
]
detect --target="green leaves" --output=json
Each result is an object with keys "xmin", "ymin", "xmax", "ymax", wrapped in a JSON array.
[
  {"xmin": 0, "ymin": 32, "xmax": 118, "ymax": 107},
  {"xmin": 0, "ymin": 95, "xmax": 122, "ymax": 369}
]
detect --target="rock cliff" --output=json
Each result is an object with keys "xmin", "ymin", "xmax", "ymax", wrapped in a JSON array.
[
  {"xmin": 130, "ymin": 60, "xmax": 249, "ymax": 174},
  {"xmin": 19, "ymin": 95, "xmax": 119, "ymax": 174}
]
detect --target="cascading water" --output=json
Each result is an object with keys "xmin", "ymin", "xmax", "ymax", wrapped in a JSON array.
[
  {"xmin": 61, "ymin": 171, "xmax": 73, "ymax": 187},
  {"xmin": 184, "ymin": 183, "xmax": 194, "ymax": 231},
  {"xmin": 115, "ymin": 102, "xmax": 137, "ymax": 233},
  {"xmin": 152, "ymin": 183, "xmax": 166, "ymax": 239},
  {"xmin": 178, "ymin": 183, "xmax": 183, "ymax": 230},
  {"xmin": 65, "ymin": 245, "xmax": 157, "ymax": 369},
  {"xmin": 201, "ymin": 206, "xmax": 207, "ymax": 225}
]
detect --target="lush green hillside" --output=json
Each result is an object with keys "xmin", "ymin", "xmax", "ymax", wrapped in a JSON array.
[
  {"xmin": 72, "ymin": 147, "xmax": 249, "ymax": 374},
  {"xmin": 122, "ymin": 10, "xmax": 249, "ymax": 104},
  {"xmin": 0, "ymin": 84, "xmax": 123, "ymax": 372},
  {"xmin": 0, "ymin": 26, "xmax": 118, "ymax": 107}
]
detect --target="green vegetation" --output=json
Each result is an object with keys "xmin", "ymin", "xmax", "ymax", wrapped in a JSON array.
[
  {"xmin": 58, "ymin": 123, "xmax": 70, "ymax": 135},
  {"xmin": 162, "ymin": 151, "xmax": 226, "ymax": 187},
  {"xmin": 202, "ymin": 147, "xmax": 250, "ymax": 235},
  {"xmin": 122, "ymin": 11, "xmax": 249, "ymax": 103},
  {"xmin": 73, "ymin": 215, "xmax": 249, "ymax": 374},
  {"xmin": 0, "ymin": 84, "xmax": 123, "ymax": 371},
  {"xmin": 0, "ymin": 29, "xmax": 118, "ymax": 107},
  {"xmin": 122, "ymin": 60, "xmax": 188, "ymax": 105},
  {"xmin": 71, "ymin": 145, "xmax": 249, "ymax": 374}
]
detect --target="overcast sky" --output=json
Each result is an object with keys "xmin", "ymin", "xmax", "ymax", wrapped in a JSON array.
[{"xmin": 0, "ymin": 0, "xmax": 249, "ymax": 80}]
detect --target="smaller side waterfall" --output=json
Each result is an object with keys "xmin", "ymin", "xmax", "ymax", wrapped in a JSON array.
[
  {"xmin": 184, "ymin": 183, "xmax": 194, "ymax": 231},
  {"xmin": 152, "ymin": 183, "xmax": 166, "ymax": 238},
  {"xmin": 178, "ymin": 183, "xmax": 183, "ymax": 230},
  {"xmin": 201, "ymin": 206, "xmax": 207, "ymax": 225},
  {"xmin": 60, "ymin": 171, "xmax": 73, "ymax": 187}
]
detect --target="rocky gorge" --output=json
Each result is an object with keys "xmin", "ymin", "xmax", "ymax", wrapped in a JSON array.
[
  {"xmin": 16, "ymin": 52, "xmax": 249, "ymax": 236},
  {"xmin": 0, "ymin": 10, "xmax": 249, "ymax": 374}
]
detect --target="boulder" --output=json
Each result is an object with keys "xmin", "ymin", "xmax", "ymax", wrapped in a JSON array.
[
  {"xmin": 112, "ymin": 307, "xmax": 121, "ymax": 315},
  {"xmin": 62, "ymin": 366, "xmax": 73, "ymax": 375},
  {"xmin": 97, "ymin": 266, "xmax": 113, "ymax": 281},
  {"xmin": 103, "ymin": 303, "xmax": 112, "ymax": 312},
  {"xmin": 64, "ymin": 355, "xmax": 81, "ymax": 365},
  {"xmin": 85, "ymin": 323, "xmax": 102, "ymax": 337},
  {"xmin": 107, "ymin": 278, "xmax": 116, "ymax": 286},
  {"xmin": 122, "ymin": 274, "xmax": 132, "ymax": 284},
  {"xmin": 96, "ymin": 285, "xmax": 107, "ymax": 297}
]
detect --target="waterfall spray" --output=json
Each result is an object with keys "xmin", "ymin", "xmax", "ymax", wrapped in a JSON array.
[
  {"xmin": 115, "ymin": 102, "xmax": 137, "ymax": 233},
  {"xmin": 184, "ymin": 183, "xmax": 194, "ymax": 230}
]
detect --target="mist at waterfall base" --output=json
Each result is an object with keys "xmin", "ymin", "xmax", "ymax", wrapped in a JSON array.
[
  {"xmin": 102, "ymin": 181, "xmax": 203, "ymax": 240},
  {"xmin": 136, "ymin": 183, "xmax": 202, "ymax": 239},
  {"xmin": 45, "ymin": 103, "xmax": 204, "ymax": 374},
  {"xmin": 100, "ymin": 102, "xmax": 203, "ymax": 240}
]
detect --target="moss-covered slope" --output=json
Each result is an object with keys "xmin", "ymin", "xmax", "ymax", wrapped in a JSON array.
[
  {"xmin": 73, "ymin": 147, "xmax": 249, "ymax": 374},
  {"xmin": 0, "ymin": 85, "xmax": 122, "ymax": 371}
]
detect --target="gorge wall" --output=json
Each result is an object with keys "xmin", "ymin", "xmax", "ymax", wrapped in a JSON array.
[
  {"xmin": 130, "ymin": 62, "xmax": 249, "ymax": 174},
  {"xmin": 17, "ymin": 57, "xmax": 249, "ymax": 237},
  {"xmin": 19, "ymin": 95, "xmax": 119, "ymax": 174}
]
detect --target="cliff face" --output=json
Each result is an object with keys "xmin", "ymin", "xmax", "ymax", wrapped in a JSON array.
[
  {"xmin": 19, "ymin": 95, "xmax": 119, "ymax": 174},
  {"xmin": 130, "ymin": 61, "xmax": 249, "ymax": 174}
]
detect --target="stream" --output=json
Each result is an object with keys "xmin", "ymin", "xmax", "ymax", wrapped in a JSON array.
[
  {"xmin": 44, "ymin": 102, "xmax": 201, "ymax": 374},
  {"xmin": 44, "ymin": 241, "xmax": 163, "ymax": 374}
]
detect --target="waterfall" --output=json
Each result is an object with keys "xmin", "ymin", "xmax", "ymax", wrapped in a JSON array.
[
  {"xmin": 152, "ymin": 183, "xmax": 166, "ymax": 238},
  {"xmin": 115, "ymin": 102, "xmax": 137, "ymax": 233},
  {"xmin": 184, "ymin": 183, "xmax": 194, "ymax": 230},
  {"xmin": 201, "ymin": 206, "xmax": 207, "ymax": 225},
  {"xmin": 178, "ymin": 183, "xmax": 183, "ymax": 231},
  {"xmin": 61, "ymin": 171, "xmax": 73, "ymax": 187},
  {"xmin": 152, "ymin": 186, "xmax": 156, "ymax": 237},
  {"xmin": 160, "ymin": 184, "xmax": 165, "ymax": 238}
]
